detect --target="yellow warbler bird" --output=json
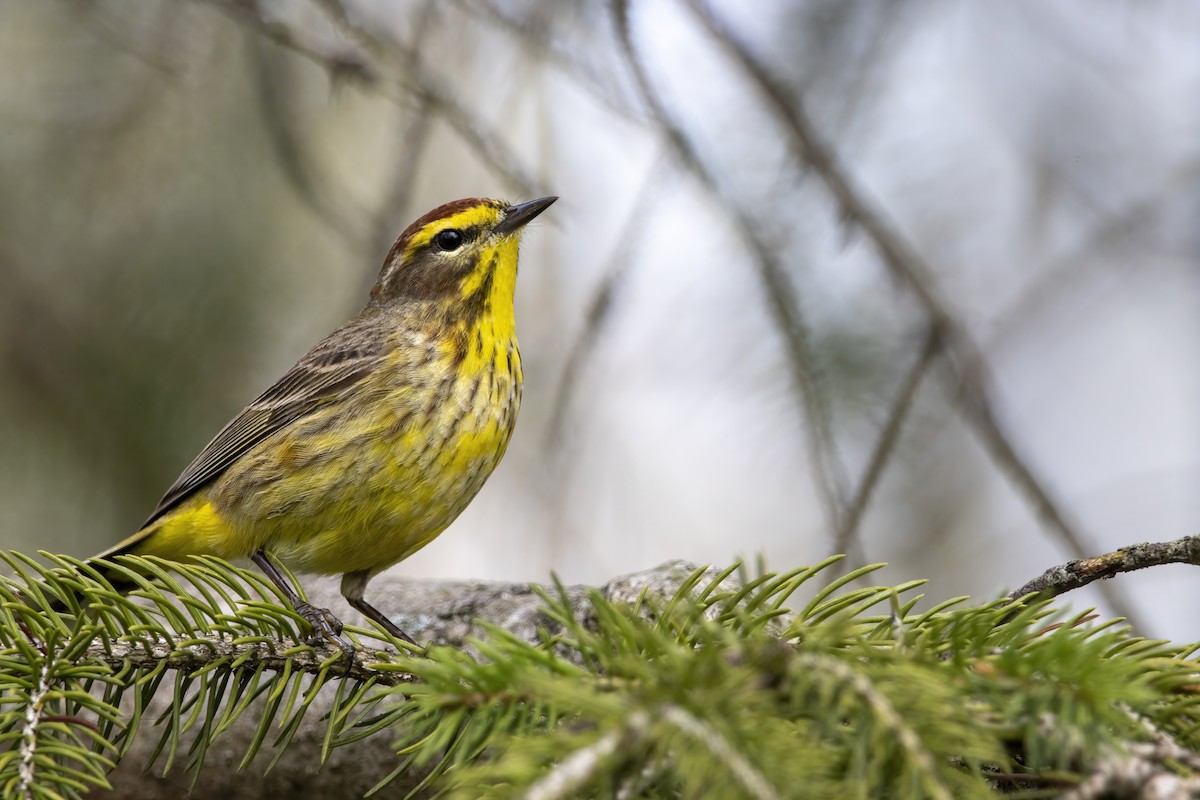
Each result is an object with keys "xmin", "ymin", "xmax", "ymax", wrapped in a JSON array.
[{"xmin": 83, "ymin": 196, "xmax": 556, "ymax": 648}]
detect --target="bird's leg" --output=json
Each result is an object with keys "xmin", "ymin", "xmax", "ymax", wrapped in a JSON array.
[
  {"xmin": 341, "ymin": 570, "xmax": 422, "ymax": 651},
  {"xmin": 251, "ymin": 551, "xmax": 353, "ymax": 655}
]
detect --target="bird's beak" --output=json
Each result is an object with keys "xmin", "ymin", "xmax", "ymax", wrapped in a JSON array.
[{"xmin": 495, "ymin": 196, "xmax": 557, "ymax": 236}]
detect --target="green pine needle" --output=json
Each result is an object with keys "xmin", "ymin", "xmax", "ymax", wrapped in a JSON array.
[{"xmin": 3, "ymin": 552, "xmax": 1200, "ymax": 798}]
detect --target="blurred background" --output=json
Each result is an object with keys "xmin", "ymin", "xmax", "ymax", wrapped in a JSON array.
[{"xmin": 1, "ymin": 1, "xmax": 1197, "ymax": 637}]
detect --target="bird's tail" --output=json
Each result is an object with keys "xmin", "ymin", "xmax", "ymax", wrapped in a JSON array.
[{"xmin": 44, "ymin": 536, "xmax": 150, "ymax": 614}]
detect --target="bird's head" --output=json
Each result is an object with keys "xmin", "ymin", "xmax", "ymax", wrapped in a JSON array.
[{"xmin": 370, "ymin": 196, "xmax": 556, "ymax": 313}]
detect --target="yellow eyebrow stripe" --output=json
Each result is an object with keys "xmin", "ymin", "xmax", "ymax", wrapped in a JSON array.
[{"xmin": 403, "ymin": 205, "xmax": 503, "ymax": 254}]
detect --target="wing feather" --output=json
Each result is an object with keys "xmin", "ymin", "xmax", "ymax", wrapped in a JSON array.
[{"xmin": 142, "ymin": 328, "xmax": 385, "ymax": 528}]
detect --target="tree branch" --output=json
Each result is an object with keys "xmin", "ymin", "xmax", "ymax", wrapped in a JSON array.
[
  {"xmin": 832, "ymin": 328, "xmax": 938, "ymax": 568},
  {"xmin": 612, "ymin": 0, "xmax": 852, "ymax": 541},
  {"xmin": 1009, "ymin": 534, "xmax": 1200, "ymax": 604},
  {"xmin": 197, "ymin": 0, "xmax": 545, "ymax": 197},
  {"xmin": 684, "ymin": 1, "xmax": 1141, "ymax": 625},
  {"xmin": 97, "ymin": 561, "xmax": 716, "ymax": 798},
  {"xmin": 81, "ymin": 634, "xmax": 411, "ymax": 687}
]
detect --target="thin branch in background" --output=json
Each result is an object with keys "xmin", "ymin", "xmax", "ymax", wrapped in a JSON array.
[
  {"xmin": 987, "ymin": 157, "xmax": 1200, "ymax": 353},
  {"xmin": 198, "ymin": 0, "xmax": 544, "ymax": 198},
  {"xmin": 69, "ymin": 0, "xmax": 184, "ymax": 76},
  {"xmin": 312, "ymin": 0, "xmax": 548, "ymax": 198},
  {"xmin": 199, "ymin": 0, "xmax": 381, "ymax": 85},
  {"xmin": 1009, "ymin": 534, "xmax": 1200, "ymax": 604},
  {"xmin": 612, "ymin": 0, "xmax": 851, "ymax": 541},
  {"xmin": 410, "ymin": 81, "xmax": 545, "ymax": 197},
  {"xmin": 247, "ymin": 36, "xmax": 370, "ymax": 247},
  {"xmin": 813, "ymin": 4, "xmax": 911, "ymax": 139},
  {"xmin": 685, "ymin": 0, "xmax": 1141, "ymax": 627},
  {"xmin": 545, "ymin": 153, "xmax": 673, "ymax": 449},
  {"xmin": 832, "ymin": 328, "xmax": 939, "ymax": 571},
  {"xmin": 463, "ymin": 0, "xmax": 637, "ymax": 120},
  {"xmin": 364, "ymin": 0, "xmax": 441, "ymax": 277},
  {"xmin": 367, "ymin": 111, "xmax": 435, "ymax": 275}
]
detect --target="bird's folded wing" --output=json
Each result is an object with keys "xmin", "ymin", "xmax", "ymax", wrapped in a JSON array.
[{"xmin": 141, "ymin": 350, "xmax": 379, "ymax": 528}]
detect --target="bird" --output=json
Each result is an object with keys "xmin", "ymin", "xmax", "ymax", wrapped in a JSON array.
[{"xmin": 73, "ymin": 196, "xmax": 556, "ymax": 650}]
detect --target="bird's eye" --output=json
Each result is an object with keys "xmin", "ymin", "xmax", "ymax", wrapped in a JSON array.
[{"xmin": 435, "ymin": 229, "xmax": 464, "ymax": 251}]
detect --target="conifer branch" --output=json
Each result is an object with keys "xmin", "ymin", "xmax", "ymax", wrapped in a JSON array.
[
  {"xmin": 78, "ymin": 635, "xmax": 411, "ymax": 687},
  {"xmin": 524, "ymin": 710, "xmax": 651, "ymax": 800},
  {"xmin": 659, "ymin": 705, "xmax": 780, "ymax": 800},
  {"xmin": 1063, "ymin": 741, "xmax": 1200, "ymax": 800},
  {"xmin": 793, "ymin": 652, "xmax": 953, "ymax": 800},
  {"xmin": 16, "ymin": 636, "xmax": 55, "ymax": 798},
  {"xmin": 5, "ymin": 555, "xmax": 1200, "ymax": 798}
]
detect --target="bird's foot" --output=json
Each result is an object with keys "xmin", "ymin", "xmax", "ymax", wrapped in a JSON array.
[{"xmin": 295, "ymin": 601, "xmax": 354, "ymax": 656}]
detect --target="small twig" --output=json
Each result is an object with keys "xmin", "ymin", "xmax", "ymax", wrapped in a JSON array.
[
  {"xmin": 247, "ymin": 35, "xmax": 369, "ymax": 247},
  {"xmin": 463, "ymin": 0, "xmax": 636, "ymax": 120},
  {"xmin": 39, "ymin": 715, "xmax": 103, "ymax": 735},
  {"xmin": 313, "ymin": 0, "xmax": 546, "ymax": 198},
  {"xmin": 612, "ymin": 0, "xmax": 851, "ymax": 538},
  {"xmin": 198, "ymin": 0, "xmax": 544, "ymax": 197},
  {"xmin": 685, "ymin": 0, "xmax": 1141, "ymax": 627},
  {"xmin": 1009, "ymin": 534, "xmax": 1200, "ymax": 603},
  {"xmin": 987, "ymin": 156, "xmax": 1200, "ymax": 353},
  {"xmin": 202, "ymin": 0, "xmax": 379, "ymax": 85},
  {"xmin": 545, "ymin": 152, "xmax": 672, "ymax": 449},
  {"xmin": 832, "ymin": 328, "xmax": 938, "ymax": 570}
]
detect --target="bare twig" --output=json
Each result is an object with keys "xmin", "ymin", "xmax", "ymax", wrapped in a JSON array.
[
  {"xmin": 545, "ymin": 152, "xmax": 673, "ymax": 448},
  {"xmin": 247, "ymin": 36, "xmax": 370, "ymax": 247},
  {"xmin": 201, "ymin": 0, "xmax": 379, "ymax": 84},
  {"xmin": 197, "ymin": 0, "xmax": 544, "ymax": 197},
  {"xmin": 462, "ymin": 0, "xmax": 636, "ymax": 120},
  {"xmin": 312, "ymin": 0, "xmax": 547, "ymax": 197},
  {"xmin": 987, "ymin": 156, "xmax": 1200, "ymax": 353},
  {"xmin": 685, "ymin": 0, "xmax": 1140, "ymax": 625},
  {"xmin": 833, "ymin": 328, "xmax": 939, "ymax": 568},
  {"xmin": 612, "ymin": 0, "xmax": 851, "ymax": 538},
  {"xmin": 1009, "ymin": 534, "xmax": 1200, "ymax": 604}
]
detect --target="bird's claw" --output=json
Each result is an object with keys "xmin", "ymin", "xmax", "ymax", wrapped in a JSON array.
[{"xmin": 295, "ymin": 601, "xmax": 354, "ymax": 656}]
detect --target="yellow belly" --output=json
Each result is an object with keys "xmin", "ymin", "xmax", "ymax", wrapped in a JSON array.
[{"xmin": 133, "ymin": 338, "xmax": 522, "ymax": 578}]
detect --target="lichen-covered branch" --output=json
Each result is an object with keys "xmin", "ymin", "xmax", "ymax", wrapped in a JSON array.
[{"xmin": 1010, "ymin": 533, "xmax": 1200, "ymax": 604}]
